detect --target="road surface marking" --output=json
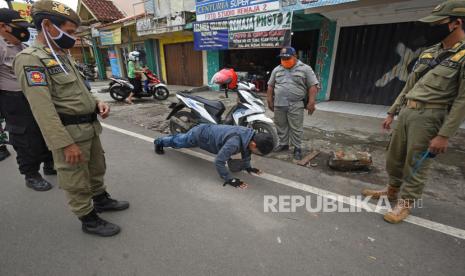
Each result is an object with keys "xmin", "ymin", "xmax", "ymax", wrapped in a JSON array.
[{"xmin": 102, "ymin": 123, "xmax": 465, "ymax": 240}]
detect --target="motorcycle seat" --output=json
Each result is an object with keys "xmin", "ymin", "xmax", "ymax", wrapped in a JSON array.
[{"xmin": 179, "ymin": 93, "xmax": 225, "ymax": 120}]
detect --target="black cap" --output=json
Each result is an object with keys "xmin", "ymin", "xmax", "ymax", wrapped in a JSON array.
[{"xmin": 0, "ymin": 8, "xmax": 34, "ymax": 28}]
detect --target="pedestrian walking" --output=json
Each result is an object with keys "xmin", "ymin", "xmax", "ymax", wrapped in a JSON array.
[
  {"xmin": 362, "ymin": 0, "xmax": 465, "ymax": 224},
  {"xmin": 13, "ymin": 0, "xmax": 129, "ymax": 237},
  {"xmin": 267, "ymin": 47, "xmax": 319, "ymax": 160},
  {"xmin": 0, "ymin": 8, "xmax": 55, "ymax": 190}
]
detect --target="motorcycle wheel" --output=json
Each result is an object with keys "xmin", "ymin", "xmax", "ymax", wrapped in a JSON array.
[
  {"xmin": 109, "ymin": 85, "xmax": 130, "ymax": 102},
  {"xmin": 153, "ymin": 87, "xmax": 170, "ymax": 100},
  {"xmin": 169, "ymin": 111, "xmax": 196, "ymax": 134},
  {"xmin": 251, "ymin": 121, "xmax": 279, "ymax": 152}
]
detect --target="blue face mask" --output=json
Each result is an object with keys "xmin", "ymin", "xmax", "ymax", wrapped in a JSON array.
[{"xmin": 49, "ymin": 24, "xmax": 76, "ymax": 49}]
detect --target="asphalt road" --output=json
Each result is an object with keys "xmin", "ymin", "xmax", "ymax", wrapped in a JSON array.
[{"xmin": 1, "ymin": 118, "xmax": 464, "ymax": 276}]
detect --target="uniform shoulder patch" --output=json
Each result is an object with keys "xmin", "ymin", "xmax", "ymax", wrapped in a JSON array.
[
  {"xmin": 451, "ymin": 49, "xmax": 465, "ymax": 62},
  {"xmin": 24, "ymin": 66, "xmax": 48, "ymax": 87},
  {"xmin": 420, "ymin": 53, "xmax": 434, "ymax": 59}
]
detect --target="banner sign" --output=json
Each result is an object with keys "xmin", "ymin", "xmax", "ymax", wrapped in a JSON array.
[
  {"xmin": 195, "ymin": 0, "xmax": 280, "ymax": 22},
  {"xmin": 194, "ymin": 21, "xmax": 229, "ymax": 50},
  {"xmin": 100, "ymin": 28, "xmax": 122, "ymax": 46},
  {"xmin": 193, "ymin": 11, "xmax": 292, "ymax": 50},
  {"xmin": 280, "ymin": 0, "xmax": 358, "ymax": 11}
]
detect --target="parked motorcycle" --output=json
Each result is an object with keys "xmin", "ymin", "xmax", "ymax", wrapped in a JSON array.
[
  {"xmin": 76, "ymin": 63, "xmax": 96, "ymax": 81},
  {"xmin": 108, "ymin": 69, "xmax": 169, "ymax": 102},
  {"xmin": 167, "ymin": 81, "xmax": 279, "ymax": 149}
]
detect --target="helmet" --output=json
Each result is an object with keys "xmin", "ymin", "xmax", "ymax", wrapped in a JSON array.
[{"xmin": 128, "ymin": 51, "xmax": 140, "ymax": 61}]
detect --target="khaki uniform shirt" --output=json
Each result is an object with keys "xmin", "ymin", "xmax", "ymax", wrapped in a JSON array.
[
  {"xmin": 0, "ymin": 37, "xmax": 24, "ymax": 92},
  {"xmin": 389, "ymin": 40, "xmax": 465, "ymax": 138},
  {"xmin": 13, "ymin": 41, "xmax": 102, "ymax": 150},
  {"xmin": 268, "ymin": 60, "xmax": 319, "ymax": 107}
]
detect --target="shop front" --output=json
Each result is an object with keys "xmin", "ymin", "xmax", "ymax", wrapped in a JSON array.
[{"xmin": 136, "ymin": 13, "xmax": 202, "ymax": 86}]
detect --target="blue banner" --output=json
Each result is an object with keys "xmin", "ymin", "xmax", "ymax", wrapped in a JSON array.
[
  {"xmin": 195, "ymin": 0, "xmax": 280, "ymax": 21},
  {"xmin": 194, "ymin": 21, "xmax": 229, "ymax": 51},
  {"xmin": 280, "ymin": 0, "xmax": 359, "ymax": 12}
]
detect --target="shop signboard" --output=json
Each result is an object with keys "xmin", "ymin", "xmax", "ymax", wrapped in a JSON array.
[
  {"xmin": 108, "ymin": 49, "xmax": 121, "ymax": 77},
  {"xmin": 228, "ymin": 11, "xmax": 292, "ymax": 49},
  {"xmin": 280, "ymin": 0, "xmax": 358, "ymax": 11},
  {"xmin": 12, "ymin": 2, "xmax": 32, "ymax": 22},
  {"xmin": 195, "ymin": 0, "xmax": 280, "ymax": 22},
  {"xmin": 194, "ymin": 20, "xmax": 229, "ymax": 50},
  {"xmin": 193, "ymin": 11, "xmax": 292, "ymax": 50},
  {"xmin": 100, "ymin": 28, "xmax": 122, "ymax": 46}
]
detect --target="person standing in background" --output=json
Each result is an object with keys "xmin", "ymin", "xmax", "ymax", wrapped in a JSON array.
[
  {"xmin": 267, "ymin": 47, "xmax": 319, "ymax": 160},
  {"xmin": 0, "ymin": 8, "xmax": 55, "ymax": 190}
]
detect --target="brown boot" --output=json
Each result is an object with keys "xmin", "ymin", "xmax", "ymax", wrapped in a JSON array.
[
  {"xmin": 361, "ymin": 185, "xmax": 399, "ymax": 201},
  {"xmin": 383, "ymin": 199, "xmax": 414, "ymax": 224}
]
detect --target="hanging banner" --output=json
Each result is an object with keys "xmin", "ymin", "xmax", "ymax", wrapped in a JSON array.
[
  {"xmin": 99, "ymin": 28, "xmax": 122, "ymax": 46},
  {"xmin": 228, "ymin": 11, "xmax": 292, "ymax": 49},
  {"xmin": 194, "ymin": 21, "xmax": 229, "ymax": 51},
  {"xmin": 280, "ymin": 0, "xmax": 359, "ymax": 11},
  {"xmin": 193, "ymin": 11, "xmax": 292, "ymax": 50},
  {"xmin": 195, "ymin": 0, "xmax": 280, "ymax": 22}
]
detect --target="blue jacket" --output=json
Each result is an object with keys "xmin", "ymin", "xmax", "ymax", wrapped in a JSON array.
[{"xmin": 191, "ymin": 124, "xmax": 254, "ymax": 181}]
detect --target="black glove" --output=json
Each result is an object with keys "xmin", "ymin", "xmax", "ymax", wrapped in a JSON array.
[
  {"xmin": 223, "ymin": 178, "xmax": 243, "ymax": 188},
  {"xmin": 246, "ymin": 167, "xmax": 260, "ymax": 174}
]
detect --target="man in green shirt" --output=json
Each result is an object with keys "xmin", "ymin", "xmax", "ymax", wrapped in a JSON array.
[{"xmin": 362, "ymin": 0, "xmax": 465, "ymax": 224}]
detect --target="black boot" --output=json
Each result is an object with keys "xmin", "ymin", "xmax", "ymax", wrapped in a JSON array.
[
  {"xmin": 154, "ymin": 138, "xmax": 164, "ymax": 154},
  {"xmin": 79, "ymin": 210, "xmax": 120, "ymax": 237},
  {"xmin": 93, "ymin": 191, "xmax": 130, "ymax": 213},
  {"xmin": 274, "ymin": 145, "xmax": 289, "ymax": 152},
  {"xmin": 293, "ymin": 148, "xmax": 303, "ymax": 161},
  {"xmin": 0, "ymin": 145, "xmax": 10, "ymax": 161},
  {"xmin": 43, "ymin": 161, "xmax": 57, "ymax": 175},
  {"xmin": 25, "ymin": 175, "xmax": 52, "ymax": 191}
]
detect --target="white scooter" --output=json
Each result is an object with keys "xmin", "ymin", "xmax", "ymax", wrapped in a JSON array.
[{"xmin": 167, "ymin": 81, "xmax": 278, "ymax": 148}]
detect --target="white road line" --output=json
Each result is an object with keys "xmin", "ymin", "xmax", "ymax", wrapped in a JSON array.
[{"xmin": 102, "ymin": 122, "xmax": 465, "ymax": 240}]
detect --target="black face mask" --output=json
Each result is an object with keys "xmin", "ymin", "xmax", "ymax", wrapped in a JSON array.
[
  {"xmin": 9, "ymin": 25, "xmax": 30, "ymax": 42},
  {"xmin": 48, "ymin": 24, "xmax": 76, "ymax": 49},
  {"xmin": 425, "ymin": 22, "xmax": 453, "ymax": 45}
]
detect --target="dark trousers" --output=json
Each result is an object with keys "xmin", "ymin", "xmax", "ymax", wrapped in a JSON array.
[
  {"xmin": 0, "ymin": 91, "xmax": 53, "ymax": 178},
  {"xmin": 128, "ymin": 78, "xmax": 142, "ymax": 94}
]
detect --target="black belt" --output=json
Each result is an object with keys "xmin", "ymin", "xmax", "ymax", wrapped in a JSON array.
[{"xmin": 58, "ymin": 113, "xmax": 97, "ymax": 126}]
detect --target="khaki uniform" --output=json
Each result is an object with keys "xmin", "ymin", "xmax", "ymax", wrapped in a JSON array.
[
  {"xmin": 268, "ymin": 60, "xmax": 319, "ymax": 148},
  {"xmin": 386, "ymin": 40, "xmax": 465, "ymax": 199},
  {"xmin": 14, "ymin": 41, "xmax": 106, "ymax": 217}
]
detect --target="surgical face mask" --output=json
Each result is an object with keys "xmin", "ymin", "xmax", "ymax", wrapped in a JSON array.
[
  {"xmin": 8, "ymin": 25, "xmax": 30, "ymax": 42},
  {"xmin": 48, "ymin": 24, "xmax": 76, "ymax": 49},
  {"xmin": 281, "ymin": 57, "xmax": 296, "ymax": 69}
]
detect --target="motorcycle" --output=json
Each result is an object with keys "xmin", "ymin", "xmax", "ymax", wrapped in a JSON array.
[
  {"xmin": 167, "ymin": 81, "xmax": 279, "ymax": 149},
  {"xmin": 109, "ymin": 69, "xmax": 169, "ymax": 102}
]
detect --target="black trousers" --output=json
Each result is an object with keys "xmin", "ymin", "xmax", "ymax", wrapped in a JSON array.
[
  {"xmin": 128, "ymin": 78, "xmax": 142, "ymax": 94},
  {"xmin": 0, "ymin": 91, "xmax": 53, "ymax": 178}
]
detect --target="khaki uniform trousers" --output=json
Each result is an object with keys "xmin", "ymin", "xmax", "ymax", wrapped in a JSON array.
[
  {"xmin": 274, "ymin": 102, "xmax": 305, "ymax": 148},
  {"xmin": 52, "ymin": 135, "xmax": 106, "ymax": 217},
  {"xmin": 386, "ymin": 107, "xmax": 447, "ymax": 199}
]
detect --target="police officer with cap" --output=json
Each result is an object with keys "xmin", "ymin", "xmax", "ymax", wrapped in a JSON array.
[
  {"xmin": 362, "ymin": 0, "xmax": 465, "ymax": 224},
  {"xmin": 14, "ymin": 0, "xmax": 129, "ymax": 237},
  {"xmin": 0, "ymin": 8, "xmax": 55, "ymax": 191}
]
